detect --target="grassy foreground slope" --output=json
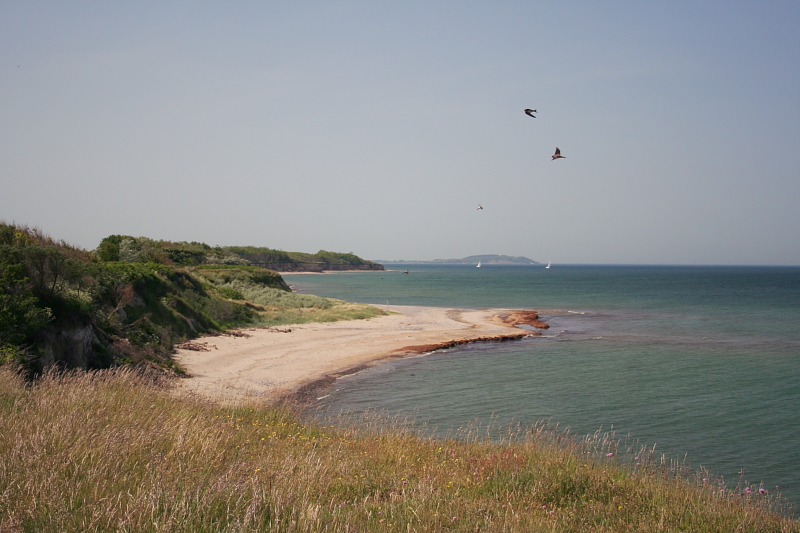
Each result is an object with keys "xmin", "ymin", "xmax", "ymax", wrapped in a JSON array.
[{"xmin": 0, "ymin": 367, "xmax": 796, "ymax": 533}]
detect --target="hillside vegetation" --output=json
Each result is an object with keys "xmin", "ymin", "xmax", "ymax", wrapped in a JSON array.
[
  {"xmin": 0, "ymin": 224, "xmax": 386, "ymax": 375},
  {"xmin": 0, "ymin": 366, "xmax": 795, "ymax": 533},
  {"xmin": 95, "ymin": 235, "xmax": 383, "ymax": 271}
]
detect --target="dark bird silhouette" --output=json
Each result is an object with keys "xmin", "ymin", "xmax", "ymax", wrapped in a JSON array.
[
  {"xmin": 524, "ymin": 109, "xmax": 537, "ymax": 118},
  {"xmin": 552, "ymin": 147, "xmax": 565, "ymax": 160},
  {"xmin": 477, "ymin": 204, "xmax": 483, "ymax": 210}
]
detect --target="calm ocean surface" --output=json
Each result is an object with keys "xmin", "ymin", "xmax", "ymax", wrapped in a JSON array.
[{"xmin": 283, "ymin": 264, "xmax": 800, "ymax": 505}]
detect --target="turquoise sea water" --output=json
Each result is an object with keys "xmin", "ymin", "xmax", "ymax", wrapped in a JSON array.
[{"xmin": 283, "ymin": 264, "xmax": 800, "ymax": 505}]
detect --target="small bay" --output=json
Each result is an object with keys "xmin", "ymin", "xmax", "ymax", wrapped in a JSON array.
[{"xmin": 283, "ymin": 264, "xmax": 800, "ymax": 505}]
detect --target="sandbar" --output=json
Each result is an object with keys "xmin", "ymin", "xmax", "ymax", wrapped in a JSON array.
[{"xmin": 173, "ymin": 305, "xmax": 543, "ymax": 405}]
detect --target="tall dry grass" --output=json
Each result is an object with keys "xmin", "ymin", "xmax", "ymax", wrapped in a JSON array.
[{"xmin": 0, "ymin": 366, "xmax": 796, "ymax": 532}]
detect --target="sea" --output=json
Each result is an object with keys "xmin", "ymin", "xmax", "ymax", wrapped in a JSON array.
[{"xmin": 282, "ymin": 264, "xmax": 800, "ymax": 506}]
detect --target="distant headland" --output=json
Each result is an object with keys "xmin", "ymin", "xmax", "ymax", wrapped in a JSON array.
[{"xmin": 376, "ymin": 254, "xmax": 539, "ymax": 265}]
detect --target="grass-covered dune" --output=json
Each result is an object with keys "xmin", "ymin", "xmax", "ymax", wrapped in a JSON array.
[
  {"xmin": 190, "ymin": 264, "xmax": 389, "ymax": 326},
  {"xmin": 0, "ymin": 366, "xmax": 796, "ymax": 533}
]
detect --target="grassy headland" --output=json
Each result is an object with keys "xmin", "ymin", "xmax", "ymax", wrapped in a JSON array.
[
  {"xmin": 0, "ymin": 224, "xmax": 385, "ymax": 375},
  {"xmin": 95, "ymin": 234, "xmax": 383, "ymax": 272},
  {"xmin": 0, "ymin": 366, "xmax": 796, "ymax": 532}
]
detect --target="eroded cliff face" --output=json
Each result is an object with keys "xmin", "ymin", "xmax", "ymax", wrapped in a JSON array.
[{"xmin": 35, "ymin": 317, "xmax": 110, "ymax": 370}]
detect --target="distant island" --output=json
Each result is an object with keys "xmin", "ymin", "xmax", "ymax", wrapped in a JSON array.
[{"xmin": 378, "ymin": 254, "xmax": 539, "ymax": 265}]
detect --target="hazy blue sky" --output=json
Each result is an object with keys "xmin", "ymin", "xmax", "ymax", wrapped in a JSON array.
[{"xmin": 2, "ymin": 2, "xmax": 799, "ymax": 265}]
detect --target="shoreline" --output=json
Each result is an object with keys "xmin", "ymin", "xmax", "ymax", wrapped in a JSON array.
[
  {"xmin": 173, "ymin": 306, "xmax": 548, "ymax": 405},
  {"xmin": 277, "ymin": 270, "xmax": 389, "ymax": 275}
]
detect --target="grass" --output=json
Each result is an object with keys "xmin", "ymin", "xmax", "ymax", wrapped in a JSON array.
[
  {"xmin": 1, "ymin": 366, "xmax": 796, "ymax": 533},
  {"xmin": 192, "ymin": 268, "xmax": 391, "ymax": 326},
  {"xmin": 249, "ymin": 299, "xmax": 391, "ymax": 326}
]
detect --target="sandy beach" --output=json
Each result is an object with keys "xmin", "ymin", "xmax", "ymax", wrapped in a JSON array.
[{"xmin": 174, "ymin": 305, "xmax": 544, "ymax": 405}]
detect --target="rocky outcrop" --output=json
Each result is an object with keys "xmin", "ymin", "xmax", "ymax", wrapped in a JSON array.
[
  {"xmin": 396, "ymin": 332, "xmax": 532, "ymax": 354},
  {"xmin": 493, "ymin": 310, "xmax": 550, "ymax": 329}
]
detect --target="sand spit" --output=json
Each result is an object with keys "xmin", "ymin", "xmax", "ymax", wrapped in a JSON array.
[{"xmin": 173, "ymin": 305, "xmax": 546, "ymax": 405}]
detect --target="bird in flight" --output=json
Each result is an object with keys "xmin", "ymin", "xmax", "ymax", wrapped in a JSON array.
[
  {"xmin": 552, "ymin": 147, "xmax": 565, "ymax": 160},
  {"xmin": 524, "ymin": 109, "xmax": 537, "ymax": 118},
  {"xmin": 477, "ymin": 204, "xmax": 483, "ymax": 210}
]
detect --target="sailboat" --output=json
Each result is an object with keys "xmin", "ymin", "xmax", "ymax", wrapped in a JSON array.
[
  {"xmin": 545, "ymin": 261, "xmax": 551, "ymax": 269},
  {"xmin": 476, "ymin": 261, "xmax": 481, "ymax": 268}
]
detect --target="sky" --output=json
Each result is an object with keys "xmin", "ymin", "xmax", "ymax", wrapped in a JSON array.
[{"xmin": 2, "ymin": 2, "xmax": 799, "ymax": 265}]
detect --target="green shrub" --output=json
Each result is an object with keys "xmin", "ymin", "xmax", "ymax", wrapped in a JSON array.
[{"xmin": 95, "ymin": 235, "xmax": 124, "ymax": 261}]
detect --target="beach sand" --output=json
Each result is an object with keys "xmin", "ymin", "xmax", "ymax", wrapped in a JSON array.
[{"xmin": 173, "ymin": 305, "xmax": 541, "ymax": 405}]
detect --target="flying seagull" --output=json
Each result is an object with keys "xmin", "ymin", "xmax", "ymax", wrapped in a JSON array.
[
  {"xmin": 552, "ymin": 147, "xmax": 565, "ymax": 160},
  {"xmin": 477, "ymin": 204, "xmax": 483, "ymax": 210},
  {"xmin": 524, "ymin": 109, "xmax": 537, "ymax": 118}
]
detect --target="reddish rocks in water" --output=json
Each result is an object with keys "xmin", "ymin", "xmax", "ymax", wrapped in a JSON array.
[
  {"xmin": 496, "ymin": 310, "xmax": 550, "ymax": 329},
  {"xmin": 399, "ymin": 332, "xmax": 532, "ymax": 354}
]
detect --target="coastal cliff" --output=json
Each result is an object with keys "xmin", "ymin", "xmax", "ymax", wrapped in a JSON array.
[
  {"xmin": 248, "ymin": 262, "xmax": 384, "ymax": 272},
  {"xmin": 1, "ymin": 223, "xmax": 384, "ymax": 374}
]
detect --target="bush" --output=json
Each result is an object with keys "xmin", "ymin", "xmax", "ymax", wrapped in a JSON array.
[{"xmin": 95, "ymin": 235, "xmax": 124, "ymax": 261}]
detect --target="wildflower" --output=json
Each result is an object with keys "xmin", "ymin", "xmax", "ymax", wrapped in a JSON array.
[
  {"xmin": 605, "ymin": 453, "xmax": 613, "ymax": 457},
  {"xmin": 759, "ymin": 488, "xmax": 767, "ymax": 494},
  {"xmin": 745, "ymin": 487, "xmax": 752, "ymax": 495}
]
